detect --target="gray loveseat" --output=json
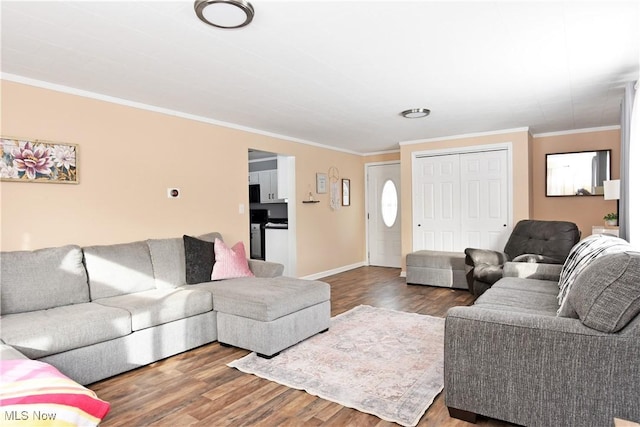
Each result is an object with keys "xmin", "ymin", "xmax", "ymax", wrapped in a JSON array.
[
  {"xmin": 445, "ymin": 234, "xmax": 640, "ymax": 426},
  {"xmin": 0, "ymin": 232, "xmax": 331, "ymax": 385}
]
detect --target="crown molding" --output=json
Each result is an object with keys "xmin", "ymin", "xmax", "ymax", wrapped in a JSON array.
[
  {"xmin": 361, "ymin": 148, "xmax": 400, "ymax": 157},
  {"xmin": 532, "ymin": 125, "xmax": 621, "ymax": 138},
  {"xmin": 1, "ymin": 73, "xmax": 363, "ymax": 157},
  {"xmin": 399, "ymin": 127, "xmax": 530, "ymax": 146}
]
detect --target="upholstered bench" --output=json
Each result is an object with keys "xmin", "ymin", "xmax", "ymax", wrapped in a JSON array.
[
  {"xmin": 406, "ymin": 250, "xmax": 467, "ymax": 289},
  {"xmin": 195, "ymin": 276, "xmax": 331, "ymax": 358}
]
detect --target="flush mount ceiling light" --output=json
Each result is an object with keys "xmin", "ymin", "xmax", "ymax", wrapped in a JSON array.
[
  {"xmin": 400, "ymin": 108, "xmax": 431, "ymax": 119},
  {"xmin": 194, "ymin": 0, "xmax": 254, "ymax": 29}
]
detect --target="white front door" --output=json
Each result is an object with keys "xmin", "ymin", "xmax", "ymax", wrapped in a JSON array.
[{"xmin": 367, "ymin": 163, "xmax": 401, "ymax": 267}]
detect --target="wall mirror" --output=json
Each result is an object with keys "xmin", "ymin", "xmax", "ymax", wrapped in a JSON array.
[{"xmin": 546, "ymin": 150, "xmax": 611, "ymax": 196}]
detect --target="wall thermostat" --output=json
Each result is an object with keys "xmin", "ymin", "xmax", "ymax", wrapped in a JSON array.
[{"xmin": 167, "ymin": 188, "xmax": 180, "ymax": 198}]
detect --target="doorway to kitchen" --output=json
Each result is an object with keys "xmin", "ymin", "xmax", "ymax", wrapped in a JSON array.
[{"xmin": 248, "ymin": 149, "xmax": 296, "ymax": 276}]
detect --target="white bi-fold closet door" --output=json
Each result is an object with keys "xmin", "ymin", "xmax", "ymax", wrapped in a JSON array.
[{"xmin": 413, "ymin": 148, "xmax": 510, "ymax": 253}]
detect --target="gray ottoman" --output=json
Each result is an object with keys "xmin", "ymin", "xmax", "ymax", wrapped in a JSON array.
[
  {"xmin": 406, "ymin": 250, "xmax": 467, "ymax": 289},
  {"xmin": 201, "ymin": 276, "xmax": 331, "ymax": 358}
]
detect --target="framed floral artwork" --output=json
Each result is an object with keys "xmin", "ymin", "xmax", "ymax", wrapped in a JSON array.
[{"xmin": 1, "ymin": 137, "xmax": 78, "ymax": 184}]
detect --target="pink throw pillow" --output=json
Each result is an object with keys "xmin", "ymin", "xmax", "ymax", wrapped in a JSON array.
[{"xmin": 211, "ymin": 238, "xmax": 254, "ymax": 280}]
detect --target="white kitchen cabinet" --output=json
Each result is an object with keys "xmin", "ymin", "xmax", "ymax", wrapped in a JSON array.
[
  {"xmin": 258, "ymin": 170, "xmax": 284, "ymax": 203},
  {"xmin": 248, "ymin": 171, "xmax": 260, "ymax": 184},
  {"xmin": 265, "ymin": 228, "xmax": 289, "ymax": 276}
]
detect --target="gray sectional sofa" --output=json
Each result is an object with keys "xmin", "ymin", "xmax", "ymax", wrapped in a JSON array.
[
  {"xmin": 0, "ymin": 232, "xmax": 331, "ymax": 385},
  {"xmin": 444, "ymin": 235, "xmax": 640, "ymax": 427}
]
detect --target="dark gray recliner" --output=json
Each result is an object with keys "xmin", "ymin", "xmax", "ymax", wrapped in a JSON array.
[{"xmin": 464, "ymin": 220, "xmax": 580, "ymax": 297}]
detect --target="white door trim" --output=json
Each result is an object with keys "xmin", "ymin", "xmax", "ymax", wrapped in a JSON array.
[
  {"xmin": 284, "ymin": 156, "xmax": 297, "ymax": 277},
  {"xmin": 364, "ymin": 160, "xmax": 401, "ymax": 266},
  {"xmin": 411, "ymin": 142, "xmax": 513, "ymax": 252}
]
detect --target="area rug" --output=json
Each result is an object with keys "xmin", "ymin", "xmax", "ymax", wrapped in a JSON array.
[{"xmin": 227, "ymin": 305, "xmax": 445, "ymax": 427}]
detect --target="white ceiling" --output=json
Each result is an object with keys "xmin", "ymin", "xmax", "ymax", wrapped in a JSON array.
[{"xmin": 1, "ymin": 1, "xmax": 639, "ymax": 154}]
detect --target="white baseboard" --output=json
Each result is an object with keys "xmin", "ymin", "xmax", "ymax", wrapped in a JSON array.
[
  {"xmin": 300, "ymin": 262, "xmax": 366, "ymax": 280},
  {"xmin": 300, "ymin": 263, "xmax": 406, "ymax": 280}
]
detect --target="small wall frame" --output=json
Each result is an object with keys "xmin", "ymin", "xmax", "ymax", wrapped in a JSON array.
[
  {"xmin": 1, "ymin": 137, "xmax": 78, "ymax": 184},
  {"xmin": 316, "ymin": 172, "xmax": 327, "ymax": 194},
  {"xmin": 342, "ymin": 178, "xmax": 350, "ymax": 206}
]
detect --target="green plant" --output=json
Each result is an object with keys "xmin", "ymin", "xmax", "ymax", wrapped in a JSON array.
[{"xmin": 603, "ymin": 212, "xmax": 618, "ymax": 221}]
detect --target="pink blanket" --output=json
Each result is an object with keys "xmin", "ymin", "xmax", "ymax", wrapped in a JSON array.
[{"xmin": 0, "ymin": 359, "xmax": 110, "ymax": 426}]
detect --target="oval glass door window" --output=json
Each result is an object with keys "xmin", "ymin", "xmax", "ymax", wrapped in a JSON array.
[{"xmin": 381, "ymin": 180, "xmax": 398, "ymax": 227}]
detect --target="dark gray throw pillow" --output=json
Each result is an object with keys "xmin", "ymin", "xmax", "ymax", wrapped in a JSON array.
[
  {"xmin": 183, "ymin": 235, "xmax": 215, "ymax": 284},
  {"xmin": 566, "ymin": 251, "xmax": 640, "ymax": 333}
]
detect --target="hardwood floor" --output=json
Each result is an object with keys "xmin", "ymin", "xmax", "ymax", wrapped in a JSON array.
[{"xmin": 90, "ymin": 267, "xmax": 514, "ymax": 426}]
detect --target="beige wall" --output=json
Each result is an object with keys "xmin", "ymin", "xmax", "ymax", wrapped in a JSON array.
[
  {"xmin": 0, "ymin": 80, "xmax": 365, "ymax": 277},
  {"xmin": 399, "ymin": 130, "xmax": 532, "ymax": 270},
  {"xmin": 1, "ymin": 80, "xmax": 620, "ymax": 277},
  {"xmin": 532, "ymin": 129, "xmax": 620, "ymax": 237}
]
